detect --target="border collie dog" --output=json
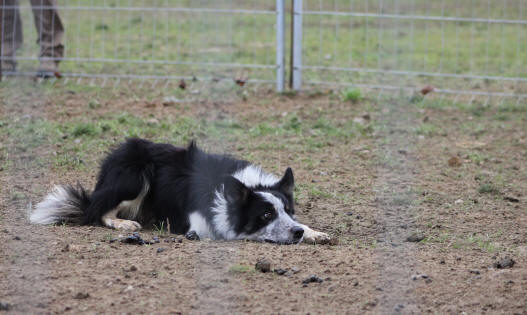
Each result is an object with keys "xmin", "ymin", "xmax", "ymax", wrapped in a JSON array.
[{"xmin": 30, "ymin": 138, "xmax": 329, "ymax": 244}]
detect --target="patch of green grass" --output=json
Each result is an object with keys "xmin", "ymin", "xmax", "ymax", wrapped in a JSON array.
[
  {"xmin": 466, "ymin": 235, "xmax": 498, "ymax": 252},
  {"xmin": 53, "ymin": 153, "xmax": 85, "ymax": 170},
  {"xmin": 229, "ymin": 264, "xmax": 253, "ymax": 274},
  {"xmin": 72, "ymin": 122, "xmax": 99, "ymax": 137},
  {"xmin": 478, "ymin": 183, "xmax": 500, "ymax": 195},
  {"xmin": 342, "ymin": 88, "xmax": 362, "ymax": 103},
  {"xmin": 414, "ymin": 123, "xmax": 438, "ymax": 136},
  {"xmin": 467, "ymin": 152, "xmax": 488, "ymax": 164},
  {"xmin": 283, "ymin": 116, "xmax": 302, "ymax": 134},
  {"xmin": 153, "ymin": 221, "xmax": 169, "ymax": 236},
  {"xmin": 470, "ymin": 104, "xmax": 488, "ymax": 117},
  {"xmin": 498, "ymin": 102, "xmax": 527, "ymax": 113},
  {"xmin": 88, "ymin": 99, "xmax": 101, "ymax": 109}
]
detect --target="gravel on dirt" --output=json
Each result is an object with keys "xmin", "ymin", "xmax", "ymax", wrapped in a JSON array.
[{"xmin": 119, "ymin": 232, "xmax": 154, "ymax": 245}]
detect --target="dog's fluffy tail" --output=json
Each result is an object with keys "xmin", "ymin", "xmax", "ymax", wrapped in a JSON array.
[{"xmin": 30, "ymin": 185, "xmax": 91, "ymax": 225}]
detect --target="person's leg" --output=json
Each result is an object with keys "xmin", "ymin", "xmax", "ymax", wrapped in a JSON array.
[
  {"xmin": 1, "ymin": 0, "xmax": 23, "ymax": 72},
  {"xmin": 30, "ymin": 0, "xmax": 64, "ymax": 77}
]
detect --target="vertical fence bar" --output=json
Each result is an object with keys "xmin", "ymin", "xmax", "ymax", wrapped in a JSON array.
[
  {"xmin": 276, "ymin": 0, "xmax": 285, "ymax": 92},
  {"xmin": 292, "ymin": 0, "xmax": 302, "ymax": 90}
]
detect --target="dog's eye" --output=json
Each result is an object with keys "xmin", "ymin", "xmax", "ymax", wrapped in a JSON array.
[{"xmin": 262, "ymin": 211, "xmax": 274, "ymax": 221}]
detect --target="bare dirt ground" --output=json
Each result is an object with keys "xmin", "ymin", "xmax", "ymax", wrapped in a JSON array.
[{"xmin": 1, "ymin": 80, "xmax": 526, "ymax": 314}]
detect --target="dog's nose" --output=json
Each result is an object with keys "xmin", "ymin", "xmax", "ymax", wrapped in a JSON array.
[{"xmin": 290, "ymin": 226, "xmax": 304, "ymax": 240}]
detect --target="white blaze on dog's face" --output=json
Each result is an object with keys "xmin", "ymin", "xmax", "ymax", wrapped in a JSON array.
[
  {"xmin": 222, "ymin": 167, "xmax": 304, "ymax": 244},
  {"xmin": 249, "ymin": 191, "xmax": 304, "ymax": 244}
]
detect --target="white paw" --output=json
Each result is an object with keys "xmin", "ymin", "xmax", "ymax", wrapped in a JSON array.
[
  {"xmin": 107, "ymin": 219, "xmax": 142, "ymax": 231},
  {"xmin": 303, "ymin": 230, "xmax": 331, "ymax": 245}
]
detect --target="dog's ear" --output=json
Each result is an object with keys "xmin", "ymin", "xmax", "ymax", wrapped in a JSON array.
[
  {"xmin": 224, "ymin": 176, "xmax": 251, "ymax": 205},
  {"xmin": 277, "ymin": 167, "xmax": 294, "ymax": 196}
]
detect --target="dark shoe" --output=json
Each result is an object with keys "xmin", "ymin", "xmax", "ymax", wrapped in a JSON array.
[
  {"xmin": 36, "ymin": 59, "xmax": 60, "ymax": 79},
  {"xmin": 35, "ymin": 69, "xmax": 56, "ymax": 78}
]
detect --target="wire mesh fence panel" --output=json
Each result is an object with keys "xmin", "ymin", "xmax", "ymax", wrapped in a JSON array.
[
  {"xmin": 1, "ymin": 0, "xmax": 283, "ymax": 88},
  {"xmin": 299, "ymin": 0, "xmax": 527, "ymax": 102}
]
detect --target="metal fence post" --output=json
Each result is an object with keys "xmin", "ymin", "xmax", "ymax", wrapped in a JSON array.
[
  {"xmin": 276, "ymin": 0, "xmax": 285, "ymax": 92},
  {"xmin": 292, "ymin": 0, "xmax": 302, "ymax": 90}
]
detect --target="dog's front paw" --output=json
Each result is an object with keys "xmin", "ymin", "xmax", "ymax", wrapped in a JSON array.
[
  {"xmin": 303, "ymin": 229, "xmax": 331, "ymax": 245},
  {"xmin": 109, "ymin": 219, "xmax": 142, "ymax": 231},
  {"xmin": 185, "ymin": 230, "xmax": 200, "ymax": 241}
]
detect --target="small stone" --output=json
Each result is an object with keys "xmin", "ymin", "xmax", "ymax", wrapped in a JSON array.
[
  {"xmin": 12, "ymin": 236, "xmax": 21, "ymax": 240},
  {"xmin": 291, "ymin": 267, "xmax": 300, "ymax": 274},
  {"xmin": 123, "ymin": 285, "xmax": 133, "ymax": 293},
  {"xmin": 156, "ymin": 247, "xmax": 166, "ymax": 254},
  {"xmin": 406, "ymin": 233, "xmax": 425, "ymax": 242},
  {"xmin": 74, "ymin": 292, "xmax": 90, "ymax": 299},
  {"xmin": 152, "ymin": 236, "xmax": 160, "ymax": 243},
  {"xmin": 346, "ymin": 211, "xmax": 353, "ymax": 216},
  {"xmin": 255, "ymin": 259, "xmax": 271, "ymax": 273},
  {"xmin": 454, "ymin": 199, "xmax": 463, "ymax": 204},
  {"xmin": 493, "ymin": 257, "xmax": 515, "ymax": 269},
  {"xmin": 302, "ymin": 275, "xmax": 323, "ymax": 284},
  {"xmin": 470, "ymin": 269, "xmax": 480, "ymax": 275},
  {"xmin": 394, "ymin": 304, "xmax": 405, "ymax": 312},
  {"xmin": 129, "ymin": 265, "xmax": 137, "ymax": 272},
  {"xmin": 273, "ymin": 268, "xmax": 287, "ymax": 276}
]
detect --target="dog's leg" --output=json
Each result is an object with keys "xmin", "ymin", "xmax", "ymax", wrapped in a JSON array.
[
  {"xmin": 300, "ymin": 224, "xmax": 331, "ymax": 244},
  {"xmin": 102, "ymin": 208, "xmax": 142, "ymax": 231}
]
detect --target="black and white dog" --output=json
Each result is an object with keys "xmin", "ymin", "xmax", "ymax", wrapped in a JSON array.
[{"xmin": 30, "ymin": 138, "xmax": 330, "ymax": 244}]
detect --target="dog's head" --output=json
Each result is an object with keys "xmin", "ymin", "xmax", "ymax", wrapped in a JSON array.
[{"xmin": 223, "ymin": 167, "xmax": 304, "ymax": 244}]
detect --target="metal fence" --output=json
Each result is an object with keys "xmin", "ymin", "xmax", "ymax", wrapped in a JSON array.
[
  {"xmin": 1, "ymin": 0, "xmax": 286, "ymax": 91},
  {"xmin": 295, "ymin": 0, "xmax": 527, "ymax": 103},
  {"xmin": 1, "ymin": 0, "xmax": 527, "ymax": 102}
]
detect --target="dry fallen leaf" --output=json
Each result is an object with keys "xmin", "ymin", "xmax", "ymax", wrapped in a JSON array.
[
  {"xmin": 178, "ymin": 79, "xmax": 186, "ymax": 90},
  {"xmin": 420, "ymin": 85, "xmax": 435, "ymax": 95},
  {"xmin": 448, "ymin": 156, "xmax": 462, "ymax": 167},
  {"xmin": 234, "ymin": 78, "xmax": 246, "ymax": 87}
]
